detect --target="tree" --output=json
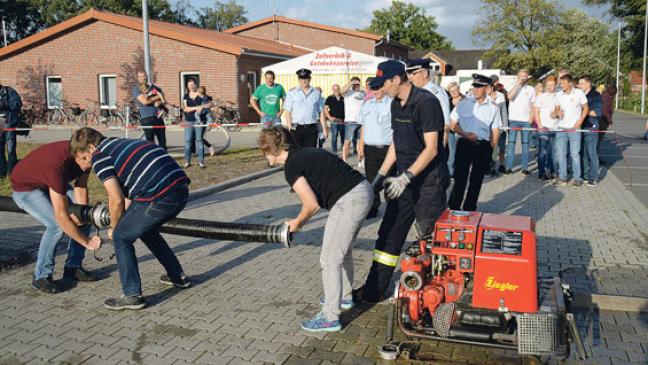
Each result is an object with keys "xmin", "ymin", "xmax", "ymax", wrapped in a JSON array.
[
  {"xmin": 0, "ymin": 0, "xmax": 41, "ymax": 43},
  {"xmin": 196, "ymin": 0, "xmax": 248, "ymax": 31},
  {"xmin": 472, "ymin": 0, "xmax": 560, "ymax": 75},
  {"xmin": 363, "ymin": 0, "xmax": 452, "ymax": 50},
  {"xmin": 546, "ymin": 9, "xmax": 617, "ymax": 83},
  {"xmin": 472, "ymin": 0, "xmax": 617, "ymax": 82},
  {"xmin": 1, "ymin": 0, "xmax": 194, "ymax": 43},
  {"xmin": 583, "ymin": 0, "xmax": 645, "ymax": 69}
]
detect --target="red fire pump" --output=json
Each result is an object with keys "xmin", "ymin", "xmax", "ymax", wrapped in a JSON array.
[{"xmin": 385, "ymin": 210, "xmax": 587, "ymax": 360}]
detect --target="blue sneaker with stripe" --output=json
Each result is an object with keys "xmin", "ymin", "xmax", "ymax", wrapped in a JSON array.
[
  {"xmin": 300, "ymin": 311, "xmax": 342, "ymax": 332},
  {"xmin": 319, "ymin": 297, "xmax": 354, "ymax": 310}
]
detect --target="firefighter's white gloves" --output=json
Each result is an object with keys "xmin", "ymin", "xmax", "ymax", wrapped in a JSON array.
[{"xmin": 384, "ymin": 172, "xmax": 412, "ymax": 199}]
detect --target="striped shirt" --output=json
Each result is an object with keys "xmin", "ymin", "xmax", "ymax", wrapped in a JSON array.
[{"xmin": 92, "ymin": 138, "xmax": 189, "ymax": 202}]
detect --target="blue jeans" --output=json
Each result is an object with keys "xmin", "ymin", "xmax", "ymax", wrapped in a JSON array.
[
  {"xmin": 506, "ymin": 120, "xmax": 531, "ymax": 171},
  {"xmin": 12, "ymin": 189, "xmax": 87, "ymax": 280},
  {"xmin": 555, "ymin": 131, "xmax": 582, "ymax": 181},
  {"xmin": 0, "ymin": 131, "xmax": 17, "ymax": 177},
  {"xmin": 330, "ymin": 123, "xmax": 345, "ymax": 154},
  {"xmin": 538, "ymin": 131, "xmax": 557, "ymax": 177},
  {"xmin": 447, "ymin": 131, "xmax": 457, "ymax": 176},
  {"xmin": 112, "ymin": 184, "xmax": 188, "ymax": 296},
  {"xmin": 184, "ymin": 121, "xmax": 204, "ymax": 164},
  {"xmin": 582, "ymin": 130, "xmax": 600, "ymax": 182},
  {"xmin": 261, "ymin": 114, "xmax": 281, "ymax": 128}
]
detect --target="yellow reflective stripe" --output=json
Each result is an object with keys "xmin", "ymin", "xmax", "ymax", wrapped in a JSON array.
[{"xmin": 373, "ymin": 249, "xmax": 399, "ymax": 267}]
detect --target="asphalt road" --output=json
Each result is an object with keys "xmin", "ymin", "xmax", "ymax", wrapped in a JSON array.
[{"xmin": 599, "ymin": 110, "xmax": 648, "ymax": 208}]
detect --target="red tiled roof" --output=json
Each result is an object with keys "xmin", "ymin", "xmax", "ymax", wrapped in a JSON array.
[
  {"xmin": 224, "ymin": 16, "xmax": 382, "ymax": 41},
  {"xmin": 0, "ymin": 9, "xmax": 309, "ymax": 59}
]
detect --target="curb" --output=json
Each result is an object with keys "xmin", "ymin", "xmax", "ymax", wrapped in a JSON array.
[
  {"xmin": 573, "ymin": 293, "xmax": 648, "ymax": 313},
  {"xmin": 187, "ymin": 166, "xmax": 283, "ymax": 202}
]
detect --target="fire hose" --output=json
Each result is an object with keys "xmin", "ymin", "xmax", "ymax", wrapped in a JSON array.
[{"xmin": 0, "ymin": 196, "xmax": 292, "ymax": 249}]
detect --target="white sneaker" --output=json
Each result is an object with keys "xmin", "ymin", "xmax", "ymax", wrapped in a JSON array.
[{"xmin": 209, "ymin": 146, "xmax": 216, "ymax": 157}]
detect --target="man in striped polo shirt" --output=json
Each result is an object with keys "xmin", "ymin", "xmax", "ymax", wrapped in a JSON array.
[{"xmin": 70, "ymin": 128, "xmax": 191, "ymax": 310}]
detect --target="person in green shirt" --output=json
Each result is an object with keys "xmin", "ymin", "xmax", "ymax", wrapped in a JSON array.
[{"xmin": 251, "ymin": 70, "xmax": 287, "ymax": 127}]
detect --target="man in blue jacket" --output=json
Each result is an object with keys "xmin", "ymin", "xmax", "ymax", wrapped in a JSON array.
[
  {"xmin": 0, "ymin": 83, "xmax": 22, "ymax": 177},
  {"xmin": 578, "ymin": 77, "xmax": 602, "ymax": 186}
]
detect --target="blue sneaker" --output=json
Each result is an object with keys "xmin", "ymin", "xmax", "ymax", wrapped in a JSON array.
[
  {"xmin": 319, "ymin": 297, "xmax": 354, "ymax": 310},
  {"xmin": 300, "ymin": 312, "xmax": 342, "ymax": 332}
]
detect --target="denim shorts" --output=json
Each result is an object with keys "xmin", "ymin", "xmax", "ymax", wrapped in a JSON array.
[{"xmin": 344, "ymin": 123, "xmax": 361, "ymax": 141}]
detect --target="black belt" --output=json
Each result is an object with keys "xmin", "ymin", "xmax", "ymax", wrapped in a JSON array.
[
  {"xmin": 366, "ymin": 144, "xmax": 390, "ymax": 149},
  {"xmin": 459, "ymin": 138, "xmax": 490, "ymax": 145},
  {"xmin": 294, "ymin": 123, "xmax": 317, "ymax": 128}
]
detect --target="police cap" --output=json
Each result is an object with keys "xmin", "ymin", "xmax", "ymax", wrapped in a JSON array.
[
  {"xmin": 472, "ymin": 73, "xmax": 493, "ymax": 88},
  {"xmin": 405, "ymin": 58, "xmax": 431, "ymax": 73},
  {"xmin": 296, "ymin": 68, "xmax": 312, "ymax": 79}
]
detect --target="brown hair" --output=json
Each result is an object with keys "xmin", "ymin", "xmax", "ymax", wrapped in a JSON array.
[
  {"xmin": 257, "ymin": 126, "xmax": 295, "ymax": 155},
  {"xmin": 545, "ymin": 76, "xmax": 557, "ymax": 84},
  {"xmin": 70, "ymin": 127, "xmax": 105, "ymax": 155}
]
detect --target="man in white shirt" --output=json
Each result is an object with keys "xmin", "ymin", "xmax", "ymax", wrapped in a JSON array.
[
  {"xmin": 505, "ymin": 69, "xmax": 536, "ymax": 175},
  {"xmin": 341, "ymin": 77, "xmax": 366, "ymax": 162},
  {"xmin": 533, "ymin": 76, "xmax": 560, "ymax": 180},
  {"xmin": 553, "ymin": 74, "xmax": 589, "ymax": 186}
]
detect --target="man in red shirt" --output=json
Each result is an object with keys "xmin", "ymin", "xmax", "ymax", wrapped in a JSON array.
[{"xmin": 11, "ymin": 141, "xmax": 102, "ymax": 293}]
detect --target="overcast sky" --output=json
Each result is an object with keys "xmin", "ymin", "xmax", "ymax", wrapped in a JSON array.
[{"xmin": 186, "ymin": 0, "xmax": 612, "ymax": 49}]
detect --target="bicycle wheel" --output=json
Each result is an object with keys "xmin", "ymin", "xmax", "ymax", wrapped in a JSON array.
[
  {"xmin": 48, "ymin": 110, "xmax": 65, "ymax": 125},
  {"xmin": 206, "ymin": 125, "xmax": 231, "ymax": 155}
]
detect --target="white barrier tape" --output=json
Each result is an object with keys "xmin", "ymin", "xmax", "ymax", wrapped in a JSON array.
[
  {"xmin": 0, "ymin": 122, "xmax": 262, "ymax": 132},
  {"xmin": 501, "ymin": 127, "xmax": 616, "ymax": 134}
]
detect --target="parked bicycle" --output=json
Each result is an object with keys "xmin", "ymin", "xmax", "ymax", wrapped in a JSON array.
[
  {"xmin": 21, "ymin": 102, "xmax": 48, "ymax": 125},
  {"xmin": 46, "ymin": 100, "xmax": 92, "ymax": 125}
]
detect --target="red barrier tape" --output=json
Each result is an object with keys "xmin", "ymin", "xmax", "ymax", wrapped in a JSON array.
[{"xmin": 0, "ymin": 122, "xmax": 261, "ymax": 132}]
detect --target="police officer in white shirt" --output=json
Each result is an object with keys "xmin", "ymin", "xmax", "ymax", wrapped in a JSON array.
[
  {"xmin": 533, "ymin": 76, "xmax": 560, "ymax": 180},
  {"xmin": 283, "ymin": 68, "xmax": 326, "ymax": 147},
  {"xmin": 553, "ymin": 74, "xmax": 589, "ymax": 186},
  {"xmin": 357, "ymin": 82, "xmax": 393, "ymax": 219},
  {"xmin": 505, "ymin": 69, "xmax": 536, "ymax": 175},
  {"xmin": 448, "ymin": 74, "xmax": 501, "ymax": 211}
]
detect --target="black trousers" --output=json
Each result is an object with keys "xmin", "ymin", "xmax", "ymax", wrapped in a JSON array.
[
  {"xmin": 362, "ymin": 166, "xmax": 449, "ymax": 301},
  {"xmin": 448, "ymin": 139, "xmax": 492, "ymax": 211},
  {"xmin": 142, "ymin": 116, "xmax": 167, "ymax": 151},
  {"xmin": 364, "ymin": 145, "xmax": 391, "ymax": 213},
  {"xmin": 291, "ymin": 124, "xmax": 318, "ymax": 147}
]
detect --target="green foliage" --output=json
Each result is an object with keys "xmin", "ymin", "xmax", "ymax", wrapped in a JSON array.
[
  {"xmin": 472, "ymin": 0, "xmax": 560, "ymax": 75},
  {"xmin": 195, "ymin": 0, "xmax": 249, "ymax": 31},
  {"xmin": 0, "ymin": 0, "xmax": 41, "ymax": 43},
  {"xmin": 473, "ymin": 0, "xmax": 618, "ymax": 83},
  {"xmin": 363, "ymin": 0, "xmax": 452, "ymax": 50},
  {"xmin": 2, "ymin": 0, "xmax": 250, "ymax": 42},
  {"xmin": 583, "ymin": 0, "xmax": 645, "ymax": 70}
]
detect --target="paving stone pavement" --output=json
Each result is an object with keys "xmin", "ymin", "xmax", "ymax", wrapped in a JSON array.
[{"xmin": 1, "ymin": 153, "xmax": 648, "ymax": 365}]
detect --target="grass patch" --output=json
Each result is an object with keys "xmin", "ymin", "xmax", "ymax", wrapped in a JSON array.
[{"xmin": 0, "ymin": 142, "xmax": 269, "ymax": 203}]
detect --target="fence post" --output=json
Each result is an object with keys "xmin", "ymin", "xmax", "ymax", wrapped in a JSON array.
[{"xmin": 125, "ymin": 105, "xmax": 130, "ymax": 139}]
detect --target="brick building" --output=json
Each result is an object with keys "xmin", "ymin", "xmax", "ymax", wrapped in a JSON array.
[
  {"xmin": 409, "ymin": 49, "xmax": 492, "ymax": 76},
  {"xmin": 0, "ymin": 9, "xmax": 307, "ymax": 123},
  {"xmin": 225, "ymin": 16, "xmax": 409, "ymax": 60}
]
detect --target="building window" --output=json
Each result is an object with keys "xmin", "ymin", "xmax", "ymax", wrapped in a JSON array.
[
  {"xmin": 46, "ymin": 76, "xmax": 62, "ymax": 109},
  {"xmin": 180, "ymin": 71, "xmax": 200, "ymax": 101},
  {"xmin": 246, "ymin": 71, "xmax": 257, "ymax": 105},
  {"xmin": 99, "ymin": 74, "xmax": 117, "ymax": 109}
]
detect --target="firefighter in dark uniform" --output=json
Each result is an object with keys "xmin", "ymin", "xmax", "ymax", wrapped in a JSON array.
[
  {"xmin": 358, "ymin": 60, "xmax": 449, "ymax": 303},
  {"xmin": 448, "ymin": 74, "xmax": 501, "ymax": 211}
]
